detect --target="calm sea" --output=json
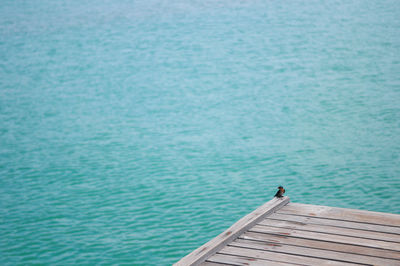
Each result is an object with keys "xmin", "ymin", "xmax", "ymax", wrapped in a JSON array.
[{"xmin": 1, "ymin": 0, "xmax": 399, "ymax": 264}]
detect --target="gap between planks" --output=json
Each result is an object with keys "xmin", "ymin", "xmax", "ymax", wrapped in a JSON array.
[
  {"xmin": 204, "ymin": 253, "xmax": 300, "ymax": 266},
  {"xmin": 258, "ymin": 218, "xmax": 400, "ymax": 243},
  {"xmin": 278, "ymin": 203, "xmax": 400, "ymax": 227},
  {"xmin": 229, "ymin": 237, "xmax": 400, "ymax": 265},
  {"xmin": 216, "ymin": 245, "xmax": 364, "ymax": 265},
  {"xmin": 250, "ymin": 224, "xmax": 400, "ymax": 251},
  {"xmin": 241, "ymin": 230, "xmax": 400, "ymax": 261},
  {"xmin": 268, "ymin": 212, "xmax": 400, "ymax": 235}
]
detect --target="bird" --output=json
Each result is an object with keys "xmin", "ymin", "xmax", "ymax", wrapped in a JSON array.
[{"xmin": 274, "ymin": 186, "xmax": 285, "ymax": 198}]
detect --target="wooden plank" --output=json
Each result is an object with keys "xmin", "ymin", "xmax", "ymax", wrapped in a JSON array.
[
  {"xmin": 219, "ymin": 246, "xmax": 361, "ymax": 265},
  {"xmin": 231, "ymin": 238, "xmax": 400, "ymax": 266},
  {"xmin": 278, "ymin": 203, "xmax": 400, "ymax": 227},
  {"xmin": 241, "ymin": 231, "xmax": 400, "ymax": 260},
  {"xmin": 200, "ymin": 262, "xmax": 231, "ymax": 266},
  {"xmin": 249, "ymin": 225, "xmax": 400, "ymax": 251},
  {"xmin": 269, "ymin": 212, "xmax": 400, "ymax": 235},
  {"xmin": 259, "ymin": 218, "xmax": 400, "ymax": 243},
  {"xmin": 206, "ymin": 253, "xmax": 299, "ymax": 266},
  {"xmin": 174, "ymin": 197, "xmax": 290, "ymax": 266}
]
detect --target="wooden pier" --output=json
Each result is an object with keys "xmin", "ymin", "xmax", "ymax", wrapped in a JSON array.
[{"xmin": 175, "ymin": 197, "xmax": 400, "ymax": 265}]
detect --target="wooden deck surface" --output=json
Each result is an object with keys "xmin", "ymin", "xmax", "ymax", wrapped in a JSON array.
[{"xmin": 175, "ymin": 198, "xmax": 400, "ymax": 266}]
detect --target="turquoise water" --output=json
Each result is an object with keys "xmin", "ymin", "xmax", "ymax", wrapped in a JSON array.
[{"xmin": 1, "ymin": 0, "xmax": 400, "ymax": 264}]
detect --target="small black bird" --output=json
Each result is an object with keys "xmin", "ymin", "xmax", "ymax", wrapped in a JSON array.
[{"xmin": 274, "ymin": 186, "xmax": 285, "ymax": 198}]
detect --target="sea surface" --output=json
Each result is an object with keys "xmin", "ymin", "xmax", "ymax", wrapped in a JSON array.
[{"xmin": 1, "ymin": 0, "xmax": 400, "ymax": 264}]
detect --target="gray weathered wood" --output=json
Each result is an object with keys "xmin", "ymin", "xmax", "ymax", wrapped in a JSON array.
[
  {"xmin": 231, "ymin": 238, "xmax": 400, "ymax": 265},
  {"xmin": 269, "ymin": 212, "xmax": 400, "ymax": 234},
  {"xmin": 259, "ymin": 218, "xmax": 400, "ymax": 242},
  {"xmin": 174, "ymin": 197, "xmax": 290, "ymax": 266},
  {"xmin": 205, "ymin": 253, "xmax": 298, "ymax": 266},
  {"xmin": 218, "ymin": 246, "xmax": 360, "ymax": 265},
  {"xmin": 250, "ymin": 225, "xmax": 400, "ymax": 251},
  {"xmin": 241, "ymin": 231, "xmax": 400, "ymax": 260},
  {"xmin": 176, "ymin": 199, "xmax": 400, "ymax": 265},
  {"xmin": 278, "ymin": 203, "xmax": 400, "ymax": 227},
  {"xmin": 200, "ymin": 262, "xmax": 230, "ymax": 266}
]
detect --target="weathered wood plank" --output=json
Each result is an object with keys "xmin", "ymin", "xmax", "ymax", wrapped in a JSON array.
[
  {"xmin": 219, "ymin": 246, "xmax": 361, "ymax": 265},
  {"xmin": 231, "ymin": 238, "xmax": 400, "ymax": 266},
  {"xmin": 269, "ymin": 212, "xmax": 400, "ymax": 235},
  {"xmin": 206, "ymin": 253, "xmax": 298, "ymax": 266},
  {"xmin": 279, "ymin": 203, "xmax": 400, "ymax": 227},
  {"xmin": 259, "ymin": 218, "xmax": 400, "ymax": 242},
  {"xmin": 250, "ymin": 225, "xmax": 400, "ymax": 251},
  {"xmin": 200, "ymin": 262, "xmax": 231, "ymax": 266},
  {"xmin": 174, "ymin": 197, "xmax": 290, "ymax": 266},
  {"xmin": 241, "ymin": 231, "xmax": 400, "ymax": 260},
  {"xmin": 177, "ymin": 200, "xmax": 400, "ymax": 265}
]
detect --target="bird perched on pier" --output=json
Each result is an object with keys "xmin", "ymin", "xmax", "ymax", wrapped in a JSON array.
[{"xmin": 274, "ymin": 186, "xmax": 285, "ymax": 198}]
